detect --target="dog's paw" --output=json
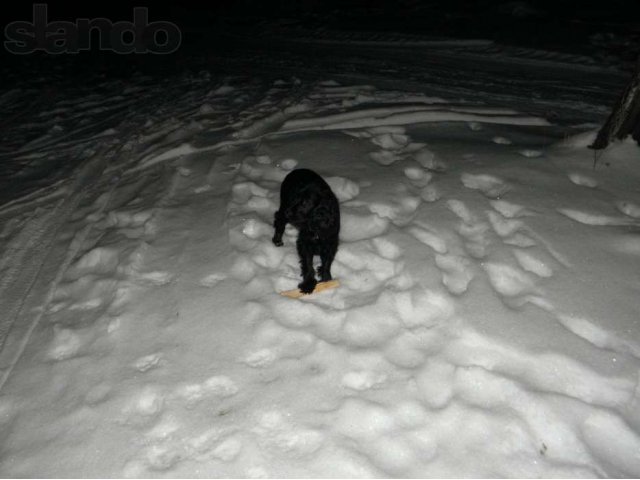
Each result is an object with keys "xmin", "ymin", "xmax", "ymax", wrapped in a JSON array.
[
  {"xmin": 272, "ymin": 237, "xmax": 284, "ymax": 247},
  {"xmin": 317, "ymin": 268, "xmax": 332, "ymax": 283},
  {"xmin": 298, "ymin": 278, "xmax": 318, "ymax": 294}
]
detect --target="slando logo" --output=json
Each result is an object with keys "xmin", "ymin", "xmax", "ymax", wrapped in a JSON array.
[{"xmin": 4, "ymin": 4, "xmax": 182, "ymax": 54}]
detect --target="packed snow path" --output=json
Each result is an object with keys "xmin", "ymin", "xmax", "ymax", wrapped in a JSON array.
[{"xmin": 1, "ymin": 68, "xmax": 640, "ymax": 476}]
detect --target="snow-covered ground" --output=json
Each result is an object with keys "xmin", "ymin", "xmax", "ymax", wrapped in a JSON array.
[{"xmin": 1, "ymin": 35, "xmax": 640, "ymax": 478}]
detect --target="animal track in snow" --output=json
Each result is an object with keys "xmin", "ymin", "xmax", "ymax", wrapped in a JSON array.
[
  {"xmin": 558, "ymin": 208, "xmax": 635, "ymax": 226},
  {"xmin": 369, "ymin": 150, "xmax": 401, "ymax": 165},
  {"xmin": 334, "ymin": 397, "xmax": 434, "ymax": 475},
  {"xmin": 447, "ymin": 201, "xmax": 491, "ymax": 259},
  {"xmin": 370, "ymin": 236, "xmax": 403, "ymax": 260},
  {"xmin": 241, "ymin": 218, "xmax": 273, "ymax": 240},
  {"xmin": 483, "ymin": 262, "xmax": 537, "ymax": 299},
  {"xmin": 122, "ymin": 386, "xmax": 165, "ymax": 426},
  {"xmin": 435, "ymin": 253, "xmax": 475, "ymax": 294},
  {"xmin": 492, "ymin": 136, "xmax": 512, "ymax": 145},
  {"xmin": 518, "ymin": 149, "xmax": 543, "ymax": 158},
  {"xmin": 449, "ymin": 328, "xmax": 634, "ymax": 409},
  {"xmin": 420, "ymin": 184, "xmax": 441, "ymax": 202},
  {"xmin": 489, "ymin": 199, "xmax": 529, "ymax": 218},
  {"xmin": 568, "ymin": 172, "xmax": 598, "ymax": 188},
  {"xmin": 253, "ymin": 410, "xmax": 325, "ymax": 459},
  {"xmin": 47, "ymin": 326, "xmax": 82, "ymax": 361},
  {"xmin": 406, "ymin": 225, "xmax": 448, "ymax": 254},
  {"xmin": 555, "ymin": 314, "xmax": 640, "ymax": 360},
  {"xmin": 415, "ymin": 359, "xmax": 456, "ymax": 408},
  {"xmin": 243, "ymin": 348, "xmax": 277, "ymax": 368},
  {"xmin": 512, "ymin": 249, "xmax": 553, "ymax": 278},
  {"xmin": 342, "ymin": 370, "xmax": 388, "ymax": 391},
  {"xmin": 134, "ymin": 353, "xmax": 163, "ymax": 372},
  {"xmin": 487, "ymin": 211, "xmax": 524, "ymax": 238},
  {"xmin": 371, "ymin": 132, "xmax": 410, "ymax": 150},
  {"xmin": 340, "ymin": 211, "xmax": 390, "ymax": 242},
  {"xmin": 581, "ymin": 411, "xmax": 640, "ymax": 477},
  {"xmin": 616, "ymin": 200, "xmax": 640, "ymax": 219},
  {"xmin": 368, "ymin": 196, "xmax": 421, "ymax": 227},
  {"xmin": 461, "ymin": 173, "xmax": 510, "ymax": 199},
  {"xmin": 135, "ymin": 271, "xmax": 173, "ymax": 286},
  {"xmin": 413, "ymin": 148, "xmax": 447, "ymax": 172},
  {"xmin": 447, "ymin": 199, "xmax": 476, "ymax": 224},
  {"xmin": 279, "ymin": 158, "xmax": 298, "ymax": 170},
  {"xmin": 326, "ymin": 176, "xmax": 360, "ymax": 202},
  {"xmin": 404, "ymin": 167, "xmax": 432, "ymax": 186},
  {"xmin": 199, "ymin": 272, "xmax": 227, "ymax": 287},
  {"xmin": 503, "ymin": 233, "xmax": 537, "ymax": 248},
  {"xmin": 174, "ymin": 375, "xmax": 239, "ymax": 408}
]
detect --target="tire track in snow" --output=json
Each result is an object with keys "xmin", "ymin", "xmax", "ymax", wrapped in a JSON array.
[{"xmin": 0, "ymin": 143, "xmax": 121, "ymax": 391}]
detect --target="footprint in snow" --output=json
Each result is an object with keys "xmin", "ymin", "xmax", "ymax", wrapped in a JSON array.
[
  {"xmin": 518, "ymin": 149, "xmax": 543, "ymax": 158},
  {"xmin": 368, "ymin": 195, "xmax": 421, "ymax": 227},
  {"xmin": 199, "ymin": 272, "xmax": 227, "ymax": 288},
  {"xmin": 342, "ymin": 370, "xmax": 388, "ymax": 391},
  {"xmin": 555, "ymin": 313, "xmax": 640, "ymax": 360},
  {"xmin": 173, "ymin": 375, "xmax": 239, "ymax": 408},
  {"xmin": 420, "ymin": 182, "xmax": 441, "ymax": 202},
  {"xmin": 435, "ymin": 253, "xmax": 475, "ymax": 295},
  {"xmin": 370, "ymin": 150, "xmax": 401, "ymax": 165},
  {"xmin": 558, "ymin": 208, "xmax": 635, "ymax": 226},
  {"xmin": 243, "ymin": 348, "xmax": 277, "ymax": 368},
  {"xmin": 122, "ymin": 385, "xmax": 165, "ymax": 427},
  {"xmin": 253, "ymin": 410, "xmax": 325, "ymax": 459},
  {"xmin": 404, "ymin": 166, "xmax": 432, "ymax": 187},
  {"xmin": 616, "ymin": 200, "xmax": 640, "ymax": 219},
  {"xmin": 134, "ymin": 353, "xmax": 163, "ymax": 372},
  {"xmin": 406, "ymin": 225, "xmax": 448, "ymax": 254},
  {"xmin": 447, "ymin": 200, "xmax": 491, "ymax": 259},
  {"xmin": 335, "ymin": 398, "xmax": 430, "ymax": 475},
  {"xmin": 483, "ymin": 262, "xmax": 538, "ymax": 301},
  {"xmin": 512, "ymin": 249, "xmax": 553, "ymax": 278},
  {"xmin": 568, "ymin": 172, "xmax": 598, "ymax": 188},
  {"xmin": 340, "ymin": 211, "xmax": 390, "ymax": 242},
  {"xmin": 279, "ymin": 158, "xmax": 298, "ymax": 170},
  {"xmin": 489, "ymin": 199, "xmax": 529, "ymax": 218},
  {"xmin": 487, "ymin": 211, "xmax": 524, "ymax": 238},
  {"xmin": 413, "ymin": 148, "xmax": 447, "ymax": 172},
  {"xmin": 325, "ymin": 176, "xmax": 360, "ymax": 203},
  {"xmin": 47, "ymin": 326, "xmax": 82, "ymax": 361},
  {"xmin": 492, "ymin": 136, "xmax": 512, "ymax": 145},
  {"xmin": 461, "ymin": 173, "xmax": 511, "ymax": 199},
  {"xmin": 135, "ymin": 271, "xmax": 173, "ymax": 286},
  {"xmin": 371, "ymin": 132, "xmax": 410, "ymax": 151}
]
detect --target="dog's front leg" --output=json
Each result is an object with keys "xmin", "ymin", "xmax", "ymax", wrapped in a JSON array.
[
  {"xmin": 296, "ymin": 239, "xmax": 317, "ymax": 294},
  {"xmin": 272, "ymin": 210, "xmax": 286, "ymax": 246}
]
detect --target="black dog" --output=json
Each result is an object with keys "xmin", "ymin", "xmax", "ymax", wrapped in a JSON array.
[{"xmin": 272, "ymin": 168, "xmax": 340, "ymax": 294}]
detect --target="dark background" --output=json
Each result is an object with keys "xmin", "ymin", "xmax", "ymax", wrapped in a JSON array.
[{"xmin": 2, "ymin": 1, "xmax": 639, "ymax": 84}]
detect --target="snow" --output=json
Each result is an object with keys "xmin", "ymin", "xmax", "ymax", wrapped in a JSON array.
[{"xmin": 1, "ymin": 39, "xmax": 640, "ymax": 479}]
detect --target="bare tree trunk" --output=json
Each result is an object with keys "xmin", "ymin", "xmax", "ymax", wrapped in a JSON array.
[{"xmin": 590, "ymin": 58, "xmax": 640, "ymax": 150}]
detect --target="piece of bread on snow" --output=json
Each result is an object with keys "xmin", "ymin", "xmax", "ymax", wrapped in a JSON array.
[{"xmin": 279, "ymin": 279, "xmax": 340, "ymax": 298}]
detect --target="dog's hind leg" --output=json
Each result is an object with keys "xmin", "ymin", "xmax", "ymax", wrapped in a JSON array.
[
  {"xmin": 272, "ymin": 210, "xmax": 286, "ymax": 246},
  {"xmin": 318, "ymin": 243, "xmax": 337, "ymax": 282},
  {"xmin": 297, "ymin": 239, "xmax": 318, "ymax": 294}
]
